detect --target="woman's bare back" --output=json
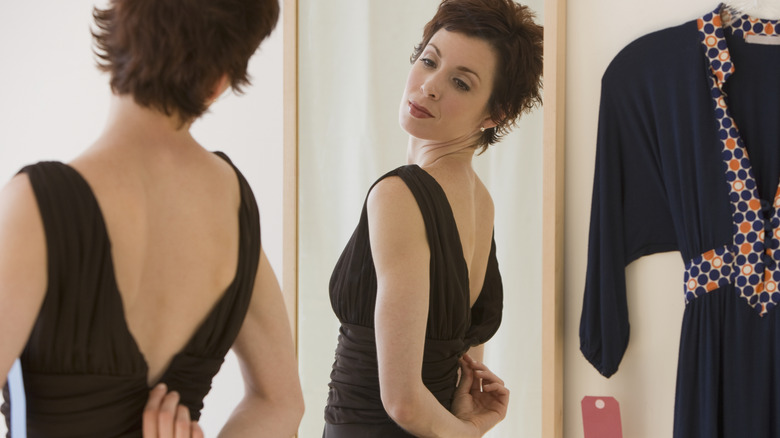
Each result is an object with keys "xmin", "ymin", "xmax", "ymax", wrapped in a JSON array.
[
  {"xmin": 421, "ymin": 163, "xmax": 494, "ymax": 308},
  {"xmin": 71, "ymin": 130, "xmax": 241, "ymax": 384}
]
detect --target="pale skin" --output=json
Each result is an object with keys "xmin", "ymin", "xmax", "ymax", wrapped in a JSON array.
[
  {"xmin": 0, "ymin": 76, "xmax": 304, "ymax": 437},
  {"xmin": 371, "ymin": 30, "xmax": 510, "ymax": 437}
]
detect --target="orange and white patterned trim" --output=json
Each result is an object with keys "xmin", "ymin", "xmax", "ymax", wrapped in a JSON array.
[{"xmin": 690, "ymin": 5, "xmax": 780, "ymax": 316}]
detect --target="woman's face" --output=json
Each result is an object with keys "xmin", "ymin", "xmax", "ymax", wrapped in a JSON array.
[{"xmin": 399, "ymin": 29, "xmax": 497, "ymax": 145}]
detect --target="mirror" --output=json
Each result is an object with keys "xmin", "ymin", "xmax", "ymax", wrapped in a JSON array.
[
  {"xmin": 1, "ymin": 0, "xmax": 563, "ymax": 436},
  {"xmin": 295, "ymin": 1, "xmax": 546, "ymax": 436}
]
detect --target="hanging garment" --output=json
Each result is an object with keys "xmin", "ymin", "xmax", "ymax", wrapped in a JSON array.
[
  {"xmin": 580, "ymin": 4, "xmax": 780, "ymax": 437},
  {"xmin": 323, "ymin": 165, "xmax": 503, "ymax": 437},
  {"xmin": 1, "ymin": 152, "xmax": 261, "ymax": 437}
]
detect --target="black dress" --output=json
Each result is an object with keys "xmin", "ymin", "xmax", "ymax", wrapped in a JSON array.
[
  {"xmin": 1, "ymin": 152, "xmax": 261, "ymax": 437},
  {"xmin": 323, "ymin": 165, "xmax": 503, "ymax": 437}
]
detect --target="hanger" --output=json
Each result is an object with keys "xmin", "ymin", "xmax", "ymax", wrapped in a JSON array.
[{"xmin": 722, "ymin": 1, "xmax": 780, "ymax": 21}]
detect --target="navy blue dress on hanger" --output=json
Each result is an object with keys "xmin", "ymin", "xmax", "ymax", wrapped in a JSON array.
[{"xmin": 581, "ymin": 4, "xmax": 780, "ymax": 437}]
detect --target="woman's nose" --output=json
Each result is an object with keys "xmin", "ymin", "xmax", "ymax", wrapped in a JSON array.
[{"xmin": 420, "ymin": 78, "xmax": 439, "ymax": 99}]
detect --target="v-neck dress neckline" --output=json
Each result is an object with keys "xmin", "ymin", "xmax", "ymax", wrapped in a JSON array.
[
  {"xmin": 5, "ymin": 151, "xmax": 261, "ymax": 436},
  {"xmin": 686, "ymin": 5, "xmax": 780, "ymax": 316},
  {"xmin": 60, "ymin": 162, "xmax": 243, "ymax": 387},
  {"xmin": 409, "ymin": 164, "xmax": 476, "ymax": 307}
]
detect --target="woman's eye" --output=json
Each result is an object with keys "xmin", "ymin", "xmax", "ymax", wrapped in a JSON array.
[
  {"xmin": 454, "ymin": 78, "xmax": 470, "ymax": 91},
  {"xmin": 420, "ymin": 58, "xmax": 436, "ymax": 68}
]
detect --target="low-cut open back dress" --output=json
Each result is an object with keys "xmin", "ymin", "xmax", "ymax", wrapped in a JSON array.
[
  {"xmin": 323, "ymin": 165, "xmax": 504, "ymax": 437},
  {"xmin": 1, "ymin": 152, "xmax": 260, "ymax": 437}
]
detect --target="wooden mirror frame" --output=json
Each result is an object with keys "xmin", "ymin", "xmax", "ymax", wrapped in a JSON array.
[
  {"xmin": 282, "ymin": 0, "xmax": 566, "ymax": 435},
  {"xmin": 542, "ymin": 0, "xmax": 566, "ymax": 436}
]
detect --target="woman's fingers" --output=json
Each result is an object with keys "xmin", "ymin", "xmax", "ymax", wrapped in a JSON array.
[
  {"xmin": 158, "ymin": 389, "xmax": 181, "ymax": 434},
  {"xmin": 455, "ymin": 357, "xmax": 474, "ymax": 396},
  {"xmin": 477, "ymin": 370, "xmax": 510, "ymax": 414},
  {"xmin": 462, "ymin": 354, "xmax": 504, "ymax": 383},
  {"xmin": 143, "ymin": 384, "xmax": 200, "ymax": 438},
  {"xmin": 470, "ymin": 362, "xmax": 506, "ymax": 397},
  {"xmin": 191, "ymin": 422, "xmax": 204, "ymax": 438},
  {"xmin": 482, "ymin": 381, "xmax": 511, "ymax": 408},
  {"xmin": 461, "ymin": 356, "xmax": 509, "ymax": 403},
  {"xmin": 459, "ymin": 354, "xmax": 511, "ymax": 402},
  {"xmin": 143, "ymin": 383, "xmax": 168, "ymax": 437},
  {"xmin": 465, "ymin": 358, "xmax": 485, "ymax": 392},
  {"xmin": 471, "ymin": 362, "xmax": 505, "ymax": 386},
  {"xmin": 174, "ymin": 405, "xmax": 192, "ymax": 438},
  {"xmin": 481, "ymin": 381, "xmax": 510, "ymax": 395},
  {"xmin": 475, "ymin": 369, "xmax": 505, "ymax": 388}
]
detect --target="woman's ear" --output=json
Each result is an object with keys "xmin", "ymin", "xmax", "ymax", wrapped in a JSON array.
[
  {"xmin": 481, "ymin": 115, "xmax": 500, "ymax": 130},
  {"xmin": 207, "ymin": 74, "xmax": 231, "ymax": 105}
]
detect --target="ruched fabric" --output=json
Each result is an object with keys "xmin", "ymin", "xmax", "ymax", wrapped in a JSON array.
[
  {"xmin": 324, "ymin": 165, "xmax": 503, "ymax": 436},
  {"xmin": 1, "ymin": 152, "xmax": 261, "ymax": 437}
]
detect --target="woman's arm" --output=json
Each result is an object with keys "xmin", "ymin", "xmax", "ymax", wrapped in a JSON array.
[
  {"xmin": 218, "ymin": 249, "xmax": 304, "ymax": 437},
  {"xmin": 368, "ymin": 177, "xmax": 507, "ymax": 438},
  {"xmin": 466, "ymin": 344, "xmax": 485, "ymax": 363},
  {"xmin": 0, "ymin": 174, "xmax": 47, "ymax": 387}
]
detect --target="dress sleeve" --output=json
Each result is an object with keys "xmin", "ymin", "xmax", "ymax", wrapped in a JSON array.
[{"xmin": 579, "ymin": 61, "xmax": 679, "ymax": 378}]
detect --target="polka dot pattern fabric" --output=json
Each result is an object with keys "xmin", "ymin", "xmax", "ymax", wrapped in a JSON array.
[
  {"xmin": 728, "ymin": 9, "xmax": 779, "ymax": 40},
  {"xmin": 684, "ymin": 245, "xmax": 735, "ymax": 302},
  {"xmin": 691, "ymin": 5, "xmax": 780, "ymax": 316}
]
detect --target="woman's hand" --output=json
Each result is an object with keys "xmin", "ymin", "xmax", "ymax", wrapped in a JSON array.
[
  {"xmin": 452, "ymin": 353, "xmax": 510, "ymax": 436},
  {"xmin": 143, "ymin": 383, "xmax": 204, "ymax": 438}
]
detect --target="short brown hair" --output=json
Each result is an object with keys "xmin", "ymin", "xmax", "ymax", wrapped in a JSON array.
[
  {"xmin": 411, "ymin": 0, "xmax": 543, "ymax": 151},
  {"xmin": 92, "ymin": 0, "xmax": 280, "ymax": 122}
]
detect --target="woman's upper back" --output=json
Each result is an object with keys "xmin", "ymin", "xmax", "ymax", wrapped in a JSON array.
[
  {"xmin": 422, "ymin": 162, "xmax": 495, "ymax": 307},
  {"xmin": 4, "ymin": 145, "xmax": 261, "ymax": 436},
  {"xmin": 70, "ymin": 134, "xmax": 244, "ymax": 385},
  {"xmin": 329, "ymin": 163, "xmax": 502, "ymax": 341}
]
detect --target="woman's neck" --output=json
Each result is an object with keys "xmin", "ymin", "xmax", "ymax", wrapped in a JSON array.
[
  {"xmin": 71, "ymin": 94, "xmax": 206, "ymax": 170},
  {"xmin": 106, "ymin": 94, "xmax": 192, "ymax": 135},
  {"xmin": 406, "ymin": 135, "xmax": 478, "ymax": 169},
  {"xmin": 93, "ymin": 94, "xmax": 200, "ymax": 155}
]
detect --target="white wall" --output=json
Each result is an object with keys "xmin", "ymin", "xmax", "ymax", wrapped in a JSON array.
[
  {"xmin": 564, "ymin": 1, "xmax": 721, "ymax": 437},
  {"xmin": 0, "ymin": 1, "xmax": 284, "ymax": 436}
]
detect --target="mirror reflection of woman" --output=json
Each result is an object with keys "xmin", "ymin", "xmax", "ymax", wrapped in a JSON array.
[
  {"xmin": 323, "ymin": 0, "xmax": 543, "ymax": 436},
  {"xmin": 0, "ymin": 0, "xmax": 303, "ymax": 436}
]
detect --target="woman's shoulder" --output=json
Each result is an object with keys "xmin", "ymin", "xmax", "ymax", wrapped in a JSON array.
[
  {"xmin": 367, "ymin": 172, "xmax": 415, "ymax": 212},
  {"xmin": 366, "ymin": 164, "xmax": 418, "ymax": 202},
  {"xmin": 365, "ymin": 168, "xmax": 429, "ymax": 238},
  {"xmin": 0, "ymin": 171, "xmax": 48, "ymax": 351},
  {"xmin": 0, "ymin": 171, "xmax": 40, "ymax": 224},
  {"xmin": 474, "ymin": 174, "xmax": 495, "ymax": 221},
  {"xmin": 5, "ymin": 161, "xmax": 80, "ymax": 216},
  {"xmin": 367, "ymin": 164, "xmax": 443, "ymax": 211}
]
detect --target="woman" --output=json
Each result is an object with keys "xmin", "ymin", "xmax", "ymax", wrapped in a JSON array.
[
  {"xmin": 323, "ymin": 0, "xmax": 543, "ymax": 436},
  {"xmin": 0, "ymin": 0, "xmax": 303, "ymax": 436}
]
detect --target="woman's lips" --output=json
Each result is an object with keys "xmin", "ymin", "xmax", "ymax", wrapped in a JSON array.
[{"xmin": 408, "ymin": 101, "xmax": 433, "ymax": 118}]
